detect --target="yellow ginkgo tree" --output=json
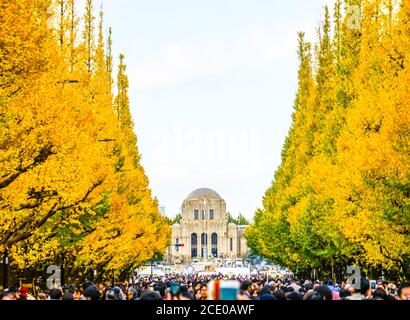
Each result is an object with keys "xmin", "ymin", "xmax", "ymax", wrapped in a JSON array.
[
  {"xmin": 246, "ymin": 0, "xmax": 410, "ymax": 280},
  {"xmin": 1, "ymin": 0, "xmax": 170, "ymax": 282}
]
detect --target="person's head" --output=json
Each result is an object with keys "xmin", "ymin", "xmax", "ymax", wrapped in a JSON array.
[
  {"xmin": 179, "ymin": 285, "xmax": 188, "ymax": 295},
  {"xmin": 154, "ymin": 283, "xmax": 166, "ymax": 298},
  {"xmin": 140, "ymin": 291, "xmax": 162, "ymax": 300},
  {"xmin": 106, "ymin": 290, "xmax": 115, "ymax": 300},
  {"xmin": 251, "ymin": 281, "xmax": 259, "ymax": 292},
  {"xmin": 37, "ymin": 292, "xmax": 47, "ymax": 300},
  {"xmin": 8, "ymin": 286, "xmax": 17, "ymax": 294},
  {"xmin": 67, "ymin": 284, "xmax": 76, "ymax": 293},
  {"xmin": 260, "ymin": 285, "xmax": 272, "ymax": 296},
  {"xmin": 194, "ymin": 282, "xmax": 201, "ymax": 291},
  {"xmin": 240, "ymin": 281, "xmax": 252, "ymax": 293},
  {"xmin": 127, "ymin": 290, "xmax": 134, "ymax": 300},
  {"xmin": 358, "ymin": 277, "xmax": 371, "ymax": 296},
  {"xmin": 260, "ymin": 293, "xmax": 277, "ymax": 300},
  {"xmin": 50, "ymin": 288, "xmax": 63, "ymax": 300},
  {"xmin": 303, "ymin": 281, "xmax": 313, "ymax": 291},
  {"xmin": 113, "ymin": 286, "xmax": 121, "ymax": 295},
  {"xmin": 398, "ymin": 282, "xmax": 410, "ymax": 300},
  {"xmin": 372, "ymin": 288, "xmax": 387, "ymax": 300},
  {"xmin": 313, "ymin": 285, "xmax": 333, "ymax": 300},
  {"xmin": 0, "ymin": 292, "xmax": 17, "ymax": 300},
  {"xmin": 305, "ymin": 291, "xmax": 323, "ymax": 300},
  {"xmin": 62, "ymin": 291, "xmax": 74, "ymax": 300},
  {"xmin": 200, "ymin": 284, "xmax": 208, "ymax": 299},
  {"xmin": 386, "ymin": 283, "xmax": 396, "ymax": 295},
  {"xmin": 176, "ymin": 285, "xmax": 192, "ymax": 300},
  {"xmin": 285, "ymin": 291, "xmax": 302, "ymax": 300},
  {"xmin": 82, "ymin": 281, "xmax": 95, "ymax": 291},
  {"xmin": 83, "ymin": 285, "xmax": 101, "ymax": 301},
  {"xmin": 339, "ymin": 288, "xmax": 351, "ymax": 299},
  {"xmin": 272, "ymin": 290, "xmax": 286, "ymax": 301},
  {"xmin": 72, "ymin": 290, "xmax": 81, "ymax": 300}
]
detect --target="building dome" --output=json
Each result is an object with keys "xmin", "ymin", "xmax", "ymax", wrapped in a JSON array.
[{"xmin": 186, "ymin": 188, "xmax": 222, "ymax": 200}]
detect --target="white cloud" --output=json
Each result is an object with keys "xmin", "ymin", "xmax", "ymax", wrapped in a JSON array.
[{"xmin": 131, "ymin": 24, "xmax": 299, "ymax": 90}]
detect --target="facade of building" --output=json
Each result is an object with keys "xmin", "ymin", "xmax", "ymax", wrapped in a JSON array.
[
  {"xmin": 169, "ymin": 188, "xmax": 248, "ymax": 263},
  {"xmin": 159, "ymin": 206, "xmax": 166, "ymax": 215}
]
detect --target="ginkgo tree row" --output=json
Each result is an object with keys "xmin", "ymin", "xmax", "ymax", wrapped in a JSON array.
[
  {"xmin": 245, "ymin": 0, "xmax": 410, "ymax": 281},
  {"xmin": 0, "ymin": 0, "xmax": 170, "ymax": 283}
]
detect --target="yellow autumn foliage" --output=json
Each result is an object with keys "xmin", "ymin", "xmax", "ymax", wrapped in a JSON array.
[
  {"xmin": 1, "ymin": 0, "xmax": 170, "ymax": 280},
  {"xmin": 246, "ymin": 0, "xmax": 410, "ymax": 280}
]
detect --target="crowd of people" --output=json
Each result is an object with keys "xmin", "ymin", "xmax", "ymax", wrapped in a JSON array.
[{"xmin": 1, "ymin": 274, "xmax": 409, "ymax": 301}]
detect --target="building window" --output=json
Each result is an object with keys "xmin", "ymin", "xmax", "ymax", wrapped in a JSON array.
[
  {"xmin": 211, "ymin": 233, "xmax": 218, "ymax": 257},
  {"xmin": 230, "ymin": 238, "xmax": 233, "ymax": 252},
  {"xmin": 194, "ymin": 209, "xmax": 198, "ymax": 220},
  {"xmin": 192, "ymin": 248, "xmax": 197, "ymax": 258},
  {"xmin": 201, "ymin": 233, "xmax": 207, "ymax": 245},
  {"xmin": 210, "ymin": 209, "xmax": 214, "ymax": 220},
  {"xmin": 201, "ymin": 209, "xmax": 206, "ymax": 220},
  {"xmin": 201, "ymin": 233, "xmax": 207, "ymax": 258},
  {"xmin": 191, "ymin": 233, "xmax": 197, "ymax": 258}
]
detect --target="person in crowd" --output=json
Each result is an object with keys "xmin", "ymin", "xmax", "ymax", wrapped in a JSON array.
[
  {"xmin": 327, "ymin": 280, "xmax": 339, "ymax": 293},
  {"xmin": 386, "ymin": 283, "xmax": 397, "ymax": 296},
  {"xmin": 127, "ymin": 287, "xmax": 137, "ymax": 300},
  {"xmin": 239, "ymin": 280, "xmax": 252, "ymax": 299},
  {"xmin": 112, "ymin": 286, "xmax": 124, "ymax": 300},
  {"xmin": 195, "ymin": 283, "xmax": 208, "ymax": 300},
  {"xmin": 140, "ymin": 291, "xmax": 162, "ymax": 300},
  {"xmin": 372, "ymin": 288, "xmax": 388, "ymax": 300},
  {"xmin": 398, "ymin": 282, "xmax": 410, "ymax": 301},
  {"xmin": 83, "ymin": 284, "xmax": 101, "ymax": 301},
  {"xmin": 315, "ymin": 285, "xmax": 333, "ymax": 300},
  {"xmin": 62, "ymin": 291, "xmax": 74, "ymax": 300},
  {"xmin": 105, "ymin": 287, "xmax": 116, "ymax": 300},
  {"xmin": 72, "ymin": 289, "xmax": 81, "ymax": 300},
  {"xmin": 48, "ymin": 288, "xmax": 62, "ymax": 300},
  {"xmin": 289, "ymin": 278, "xmax": 301, "ymax": 292},
  {"xmin": 17, "ymin": 287, "xmax": 28, "ymax": 300},
  {"xmin": 37, "ymin": 292, "xmax": 48, "ymax": 300},
  {"xmin": 1, "ymin": 271, "xmax": 409, "ymax": 301},
  {"xmin": 346, "ymin": 277, "xmax": 371, "ymax": 300},
  {"xmin": 272, "ymin": 289, "xmax": 286, "ymax": 301},
  {"xmin": 339, "ymin": 288, "xmax": 351, "ymax": 300},
  {"xmin": 260, "ymin": 292, "xmax": 277, "ymax": 300},
  {"xmin": 0, "ymin": 292, "xmax": 17, "ymax": 300},
  {"xmin": 179, "ymin": 285, "xmax": 194, "ymax": 300}
]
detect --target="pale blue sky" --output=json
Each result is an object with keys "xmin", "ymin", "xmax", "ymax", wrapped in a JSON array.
[{"xmin": 89, "ymin": 0, "xmax": 336, "ymax": 219}]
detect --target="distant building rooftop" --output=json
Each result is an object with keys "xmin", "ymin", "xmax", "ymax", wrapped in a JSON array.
[{"xmin": 186, "ymin": 188, "xmax": 222, "ymax": 200}]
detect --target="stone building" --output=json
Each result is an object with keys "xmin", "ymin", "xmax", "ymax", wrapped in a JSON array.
[{"xmin": 169, "ymin": 188, "xmax": 248, "ymax": 263}]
